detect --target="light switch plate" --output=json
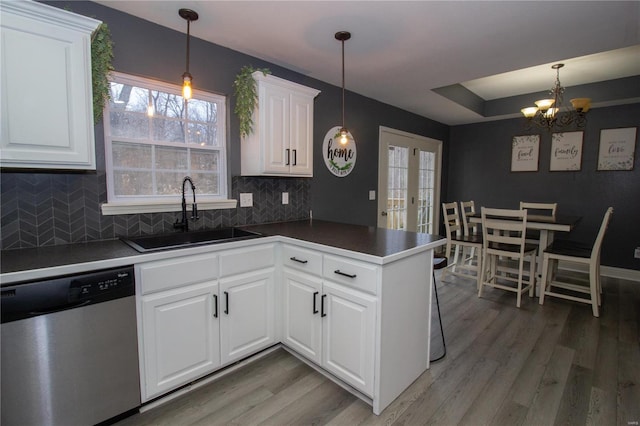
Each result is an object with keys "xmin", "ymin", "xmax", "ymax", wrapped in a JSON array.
[
  {"xmin": 369, "ymin": 190, "xmax": 376, "ymax": 201},
  {"xmin": 282, "ymin": 192, "xmax": 289, "ymax": 205},
  {"xmin": 239, "ymin": 193, "xmax": 253, "ymax": 207}
]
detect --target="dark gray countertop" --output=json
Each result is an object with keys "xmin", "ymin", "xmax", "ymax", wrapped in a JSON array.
[
  {"xmin": 242, "ymin": 220, "xmax": 444, "ymax": 258},
  {"xmin": 1, "ymin": 239, "xmax": 140, "ymax": 275},
  {"xmin": 1, "ymin": 220, "xmax": 445, "ymax": 280}
]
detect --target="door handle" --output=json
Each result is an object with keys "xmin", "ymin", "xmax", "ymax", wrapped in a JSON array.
[
  {"xmin": 321, "ymin": 294, "xmax": 327, "ymax": 317},
  {"xmin": 381, "ymin": 211, "xmax": 388, "ymax": 216},
  {"xmin": 313, "ymin": 291, "xmax": 319, "ymax": 314},
  {"xmin": 292, "ymin": 149, "xmax": 297, "ymax": 166},
  {"xmin": 285, "ymin": 149, "xmax": 290, "ymax": 165},
  {"xmin": 290, "ymin": 256, "xmax": 308, "ymax": 264},
  {"xmin": 224, "ymin": 291, "xmax": 229, "ymax": 315},
  {"xmin": 213, "ymin": 294, "xmax": 218, "ymax": 318}
]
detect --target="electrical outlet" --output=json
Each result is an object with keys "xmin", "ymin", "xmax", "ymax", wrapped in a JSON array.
[
  {"xmin": 282, "ymin": 192, "xmax": 289, "ymax": 205},
  {"xmin": 239, "ymin": 193, "xmax": 253, "ymax": 207},
  {"xmin": 369, "ymin": 190, "xmax": 376, "ymax": 201},
  {"xmin": 635, "ymin": 247, "xmax": 640, "ymax": 259}
]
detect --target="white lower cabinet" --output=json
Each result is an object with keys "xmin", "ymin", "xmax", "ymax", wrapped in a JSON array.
[
  {"xmin": 141, "ymin": 281, "xmax": 220, "ymax": 399},
  {"xmin": 283, "ymin": 269, "xmax": 323, "ymax": 364},
  {"xmin": 220, "ymin": 268, "xmax": 275, "ymax": 364},
  {"xmin": 322, "ymin": 281, "xmax": 376, "ymax": 397},
  {"xmin": 283, "ymin": 265, "xmax": 376, "ymax": 397},
  {"xmin": 137, "ymin": 246, "xmax": 275, "ymax": 401}
]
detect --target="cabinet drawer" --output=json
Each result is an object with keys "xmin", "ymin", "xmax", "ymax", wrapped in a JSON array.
[
  {"xmin": 323, "ymin": 255, "xmax": 378, "ymax": 295},
  {"xmin": 219, "ymin": 244, "xmax": 275, "ymax": 277},
  {"xmin": 282, "ymin": 244, "xmax": 322, "ymax": 276},
  {"xmin": 138, "ymin": 253, "xmax": 218, "ymax": 294}
]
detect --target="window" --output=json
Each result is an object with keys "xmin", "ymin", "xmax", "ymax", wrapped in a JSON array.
[{"xmin": 103, "ymin": 72, "xmax": 230, "ymax": 213}]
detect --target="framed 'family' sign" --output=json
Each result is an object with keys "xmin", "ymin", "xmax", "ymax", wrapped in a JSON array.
[
  {"xmin": 550, "ymin": 131, "xmax": 583, "ymax": 171},
  {"xmin": 511, "ymin": 135, "xmax": 540, "ymax": 172},
  {"xmin": 597, "ymin": 127, "xmax": 637, "ymax": 171}
]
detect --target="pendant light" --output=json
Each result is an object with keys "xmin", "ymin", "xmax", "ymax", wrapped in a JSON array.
[
  {"xmin": 335, "ymin": 31, "xmax": 351, "ymax": 145},
  {"xmin": 179, "ymin": 8, "xmax": 198, "ymax": 100}
]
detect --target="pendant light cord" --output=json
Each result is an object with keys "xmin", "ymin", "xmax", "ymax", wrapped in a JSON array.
[
  {"xmin": 341, "ymin": 38, "xmax": 345, "ymax": 129},
  {"xmin": 185, "ymin": 18, "xmax": 191, "ymax": 75}
]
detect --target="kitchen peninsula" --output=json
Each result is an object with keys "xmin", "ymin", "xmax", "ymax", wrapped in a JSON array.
[{"xmin": 1, "ymin": 220, "xmax": 445, "ymax": 416}]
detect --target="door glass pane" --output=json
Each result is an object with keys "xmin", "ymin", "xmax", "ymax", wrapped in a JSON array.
[
  {"xmin": 418, "ymin": 151, "xmax": 436, "ymax": 233},
  {"xmin": 387, "ymin": 145, "xmax": 408, "ymax": 230}
]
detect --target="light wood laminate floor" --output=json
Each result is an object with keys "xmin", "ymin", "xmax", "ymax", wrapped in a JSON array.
[{"xmin": 118, "ymin": 273, "xmax": 640, "ymax": 426}]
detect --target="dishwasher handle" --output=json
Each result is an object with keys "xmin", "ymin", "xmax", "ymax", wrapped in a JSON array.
[{"xmin": 28, "ymin": 299, "xmax": 93, "ymax": 316}]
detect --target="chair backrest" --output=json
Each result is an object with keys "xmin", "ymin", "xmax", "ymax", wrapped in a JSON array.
[
  {"xmin": 442, "ymin": 202, "xmax": 463, "ymax": 239},
  {"xmin": 519, "ymin": 202, "xmax": 557, "ymax": 217},
  {"xmin": 481, "ymin": 207, "xmax": 528, "ymax": 257},
  {"xmin": 591, "ymin": 207, "xmax": 614, "ymax": 262},
  {"xmin": 460, "ymin": 200, "xmax": 478, "ymax": 236}
]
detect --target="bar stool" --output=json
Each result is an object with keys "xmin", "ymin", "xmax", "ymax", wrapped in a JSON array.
[{"xmin": 431, "ymin": 254, "xmax": 447, "ymax": 362}]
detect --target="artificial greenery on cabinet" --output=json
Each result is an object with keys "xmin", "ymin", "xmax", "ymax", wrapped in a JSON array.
[
  {"xmin": 233, "ymin": 66, "xmax": 271, "ymax": 138},
  {"xmin": 91, "ymin": 22, "xmax": 114, "ymax": 123}
]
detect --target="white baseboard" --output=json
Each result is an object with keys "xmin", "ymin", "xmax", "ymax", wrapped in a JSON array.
[{"xmin": 559, "ymin": 264, "xmax": 640, "ymax": 283}]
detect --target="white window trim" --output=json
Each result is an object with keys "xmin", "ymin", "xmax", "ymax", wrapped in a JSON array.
[
  {"xmin": 103, "ymin": 72, "xmax": 234, "ymax": 214},
  {"xmin": 101, "ymin": 199, "xmax": 237, "ymax": 216}
]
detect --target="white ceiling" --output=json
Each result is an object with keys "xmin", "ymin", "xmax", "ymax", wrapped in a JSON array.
[{"xmin": 95, "ymin": 1, "xmax": 640, "ymax": 125}]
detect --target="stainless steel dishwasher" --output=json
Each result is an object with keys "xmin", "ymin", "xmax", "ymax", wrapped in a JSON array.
[{"xmin": 1, "ymin": 265, "xmax": 141, "ymax": 425}]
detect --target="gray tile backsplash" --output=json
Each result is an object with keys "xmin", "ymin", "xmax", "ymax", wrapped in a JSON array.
[{"xmin": 0, "ymin": 173, "xmax": 310, "ymax": 250}]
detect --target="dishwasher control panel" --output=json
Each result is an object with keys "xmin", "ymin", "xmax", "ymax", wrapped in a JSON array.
[
  {"xmin": 69, "ymin": 268, "xmax": 134, "ymax": 301},
  {"xmin": 1, "ymin": 266, "xmax": 135, "ymax": 323}
]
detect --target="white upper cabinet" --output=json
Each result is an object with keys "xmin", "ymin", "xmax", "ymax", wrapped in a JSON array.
[
  {"xmin": 0, "ymin": 1, "xmax": 100, "ymax": 169},
  {"xmin": 241, "ymin": 72, "xmax": 320, "ymax": 177}
]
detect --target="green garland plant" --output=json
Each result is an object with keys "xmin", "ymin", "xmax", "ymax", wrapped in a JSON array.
[
  {"xmin": 91, "ymin": 22, "xmax": 114, "ymax": 123},
  {"xmin": 233, "ymin": 66, "xmax": 271, "ymax": 138}
]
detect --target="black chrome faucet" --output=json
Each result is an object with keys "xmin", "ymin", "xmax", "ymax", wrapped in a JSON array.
[{"xmin": 174, "ymin": 176, "xmax": 199, "ymax": 232}]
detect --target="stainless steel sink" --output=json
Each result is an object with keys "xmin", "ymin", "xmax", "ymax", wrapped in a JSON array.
[{"xmin": 121, "ymin": 228, "xmax": 262, "ymax": 252}]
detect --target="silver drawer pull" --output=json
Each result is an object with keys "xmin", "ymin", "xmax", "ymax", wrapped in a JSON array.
[
  {"xmin": 290, "ymin": 257, "xmax": 308, "ymax": 264},
  {"xmin": 334, "ymin": 270, "xmax": 357, "ymax": 279}
]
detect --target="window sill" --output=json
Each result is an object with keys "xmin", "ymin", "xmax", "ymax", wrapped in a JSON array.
[{"xmin": 101, "ymin": 199, "xmax": 238, "ymax": 216}]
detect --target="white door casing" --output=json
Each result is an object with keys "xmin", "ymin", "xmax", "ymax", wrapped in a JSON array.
[{"xmin": 377, "ymin": 126, "xmax": 442, "ymax": 233}]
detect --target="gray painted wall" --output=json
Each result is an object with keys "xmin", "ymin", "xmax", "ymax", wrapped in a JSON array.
[{"xmin": 447, "ymin": 103, "xmax": 640, "ymax": 270}]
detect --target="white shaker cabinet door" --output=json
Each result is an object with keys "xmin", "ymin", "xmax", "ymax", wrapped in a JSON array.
[
  {"xmin": 0, "ymin": 2, "xmax": 99, "ymax": 169},
  {"xmin": 288, "ymin": 91, "xmax": 314, "ymax": 176},
  {"xmin": 219, "ymin": 268, "xmax": 275, "ymax": 365},
  {"xmin": 261, "ymin": 83, "xmax": 290, "ymax": 174},
  {"xmin": 321, "ymin": 281, "xmax": 376, "ymax": 397},
  {"xmin": 141, "ymin": 281, "xmax": 220, "ymax": 400},
  {"xmin": 282, "ymin": 269, "xmax": 323, "ymax": 364}
]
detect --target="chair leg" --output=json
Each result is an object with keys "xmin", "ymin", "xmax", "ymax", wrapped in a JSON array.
[
  {"xmin": 475, "ymin": 247, "xmax": 482, "ymax": 290},
  {"xmin": 516, "ymin": 258, "xmax": 524, "ymax": 308},
  {"xmin": 478, "ymin": 250, "xmax": 487, "ymax": 298},
  {"xmin": 589, "ymin": 262, "xmax": 600, "ymax": 317},
  {"xmin": 539, "ymin": 255, "xmax": 550, "ymax": 305},
  {"xmin": 528, "ymin": 253, "xmax": 536, "ymax": 298}
]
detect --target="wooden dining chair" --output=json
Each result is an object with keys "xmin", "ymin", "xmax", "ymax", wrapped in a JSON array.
[
  {"xmin": 539, "ymin": 207, "xmax": 613, "ymax": 317},
  {"xmin": 519, "ymin": 202, "xmax": 557, "ymax": 245},
  {"xmin": 478, "ymin": 207, "xmax": 538, "ymax": 308},
  {"xmin": 441, "ymin": 202, "xmax": 483, "ymax": 289},
  {"xmin": 460, "ymin": 200, "xmax": 480, "ymax": 268}
]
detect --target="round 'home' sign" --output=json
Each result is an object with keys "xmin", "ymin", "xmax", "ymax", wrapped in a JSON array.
[{"xmin": 322, "ymin": 126, "xmax": 357, "ymax": 177}]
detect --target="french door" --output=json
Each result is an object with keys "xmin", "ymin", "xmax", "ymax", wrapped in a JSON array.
[{"xmin": 377, "ymin": 127, "xmax": 442, "ymax": 234}]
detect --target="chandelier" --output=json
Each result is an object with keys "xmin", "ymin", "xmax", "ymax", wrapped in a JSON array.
[{"xmin": 521, "ymin": 63, "xmax": 591, "ymax": 131}]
